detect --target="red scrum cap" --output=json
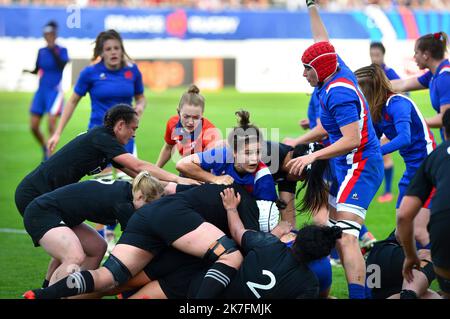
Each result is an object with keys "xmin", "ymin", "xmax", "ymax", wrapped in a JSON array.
[{"xmin": 301, "ymin": 41, "xmax": 338, "ymax": 82}]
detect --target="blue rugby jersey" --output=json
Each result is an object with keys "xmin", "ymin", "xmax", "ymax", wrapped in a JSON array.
[
  {"xmin": 374, "ymin": 94, "xmax": 436, "ymax": 164},
  {"xmin": 417, "ymin": 59, "xmax": 450, "ymax": 114},
  {"xmin": 197, "ymin": 147, "xmax": 278, "ymax": 201},
  {"xmin": 381, "ymin": 63, "xmax": 401, "ymax": 81},
  {"xmin": 36, "ymin": 45, "xmax": 69, "ymax": 89},
  {"xmin": 74, "ymin": 61, "xmax": 144, "ymax": 128},
  {"xmin": 317, "ymin": 56, "xmax": 381, "ymax": 166}
]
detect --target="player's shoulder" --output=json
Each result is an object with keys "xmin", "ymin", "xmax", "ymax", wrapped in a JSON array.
[
  {"xmin": 80, "ymin": 63, "xmax": 99, "ymax": 76},
  {"xmin": 166, "ymin": 115, "xmax": 179, "ymax": 127},
  {"xmin": 124, "ymin": 61, "xmax": 140, "ymax": 72},
  {"xmin": 202, "ymin": 117, "xmax": 216, "ymax": 129}
]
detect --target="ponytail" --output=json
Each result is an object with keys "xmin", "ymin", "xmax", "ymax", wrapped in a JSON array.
[
  {"xmin": 227, "ymin": 110, "xmax": 263, "ymax": 152},
  {"xmin": 293, "ymin": 143, "xmax": 329, "ymax": 215}
]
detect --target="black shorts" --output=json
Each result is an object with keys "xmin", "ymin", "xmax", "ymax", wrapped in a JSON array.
[
  {"xmin": 23, "ymin": 200, "xmax": 68, "ymax": 247},
  {"xmin": 15, "ymin": 177, "xmax": 45, "ymax": 216},
  {"xmin": 428, "ymin": 211, "xmax": 450, "ymax": 269},
  {"xmin": 143, "ymin": 248, "xmax": 208, "ymax": 299},
  {"xmin": 365, "ymin": 240, "xmax": 404, "ymax": 299},
  {"xmin": 117, "ymin": 197, "xmax": 205, "ymax": 256}
]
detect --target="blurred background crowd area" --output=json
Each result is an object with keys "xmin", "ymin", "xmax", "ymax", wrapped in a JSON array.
[{"xmin": 1, "ymin": 0, "xmax": 449, "ymax": 11}]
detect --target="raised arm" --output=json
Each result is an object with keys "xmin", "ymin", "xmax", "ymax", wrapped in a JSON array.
[
  {"xmin": 307, "ymin": 1, "xmax": 329, "ymax": 43},
  {"xmin": 47, "ymin": 92, "xmax": 82, "ymax": 153}
]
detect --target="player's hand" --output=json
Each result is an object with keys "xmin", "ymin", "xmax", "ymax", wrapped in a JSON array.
[
  {"xmin": 286, "ymin": 153, "xmax": 316, "ymax": 176},
  {"xmin": 220, "ymin": 187, "xmax": 241, "ymax": 211},
  {"xmin": 47, "ymin": 133, "xmax": 60, "ymax": 154},
  {"xmin": 273, "ymin": 220, "xmax": 293, "ymax": 238},
  {"xmin": 212, "ymin": 174, "xmax": 234, "ymax": 185},
  {"xmin": 176, "ymin": 176, "xmax": 202, "ymax": 185},
  {"xmin": 282, "ymin": 137, "xmax": 297, "ymax": 147},
  {"xmin": 163, "ymin": 182, "xmax": 178, "ymax": 195},
  {"xmin": 306, "ymin": 0, "xmax": 316, "ymax": 7},
  {"xmin": 402, "ymin": 254, "xmax": 421, "ymax": 283},
  {"xmin": 299, "ymin": 119, "xmax": 310, "ymax": 130}
]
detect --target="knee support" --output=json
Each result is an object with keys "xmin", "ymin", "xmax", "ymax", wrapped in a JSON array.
[
  {"xmin": 103, "ymin": 254, "xmax": 132, "ymax": 286},
  {"xmin": 335, "ymin": 220, "xmax": 361, "ymax": 238},
  {"xmin": 204, "ymin": 235, "xmax": 238, "ymax": 263},
  {"xmin": 419, "ymin": 259, "xmax": 436, "ymax": 284},
  {"xmin": 436, "ymin": 274, "xmax": 450, "ymax": 293}
]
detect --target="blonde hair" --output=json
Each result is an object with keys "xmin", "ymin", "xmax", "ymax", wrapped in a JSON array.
[{"xmin": 132, "ymin": 171, "xmax": 164, "ymax": 203}]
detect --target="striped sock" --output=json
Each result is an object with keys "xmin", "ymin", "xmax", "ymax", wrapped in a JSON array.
[
  {"xmin": 195, "ymin": 263, "xmax": 236, "ymax": 298},
  {"xmin": 34, "ymin": 271, "xmax": 94, "ymax": 299}
]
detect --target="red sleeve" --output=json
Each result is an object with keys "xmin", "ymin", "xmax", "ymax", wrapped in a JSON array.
[{"xmin": 164, "ymin": 116, "xmax": 179, "ymax": 145}]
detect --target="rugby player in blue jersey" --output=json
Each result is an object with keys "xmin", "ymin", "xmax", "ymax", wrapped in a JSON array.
[
  {"xmin": 23, "ymin": 21, "xmax": 69, "ymax": 160},
  {"xmin": 287, "ymin": 1, "xmax": 383, "ymax": 298}
]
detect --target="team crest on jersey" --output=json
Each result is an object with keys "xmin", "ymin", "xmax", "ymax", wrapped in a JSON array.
[
  {"xmin": 124, "ymin": 70, "xmax": 133, "ymax": 79},
  {"xmin": 99, "ymin": 73, "xmax": 106, "ymax": 80}
]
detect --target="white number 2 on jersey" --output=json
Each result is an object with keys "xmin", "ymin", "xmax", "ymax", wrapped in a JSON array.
[{"xmin": 246, "ymin": 270, "xmax": 276, "ymax": 299}]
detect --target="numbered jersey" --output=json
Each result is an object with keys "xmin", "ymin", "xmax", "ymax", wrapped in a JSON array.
[{"xmin": 222, "ymin": 231, "xmax": 319, "ymax": 299}]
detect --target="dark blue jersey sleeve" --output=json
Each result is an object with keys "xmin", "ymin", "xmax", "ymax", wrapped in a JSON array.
[
  {"xmin": 198, "ymin": 147, "xmax": 228, "ymax": 173},
  {"xmin": 435, "ymin": 73, "xmax": 450, "ymax": 107},
  {"xmin": 384, "ymin": 67, "xmax": 401, "ymax": 80},
  {"xmin": 417, "ymin": 71, "xmax": 432, "ymax": 88},
  {"xmin": 133, "ymin": 64, "xmax": 144, "ymax": 95},
  {"xmin": 381, "ymin": 97, "xmax": 412, "ymax": 155},
  {"xmin": 74, "ymin": 66, "xmax": 92, "ymax": 97},
  {"xmin": 327, "ymin": 87, "xmax": 360, "ymax": 128}
]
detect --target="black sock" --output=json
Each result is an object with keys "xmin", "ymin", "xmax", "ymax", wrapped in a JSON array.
[
  {"xmin": 42, "ymin": 279, "xmax": 49, "ymax": 288},
  {"xmin": 400, "ymin": 289, "xmax": 418, "ymax": 299},
  {"xmin": 34, "ymin": 271, "xmax": 95, "ymax": 299},
  {"xmin": 195, "ymin": 262, "xmax": 236, "ymax": 299}
]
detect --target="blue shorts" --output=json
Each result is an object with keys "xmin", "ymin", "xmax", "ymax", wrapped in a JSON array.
[
  {"xmin": 334, "ymin": 154, "xmax": 384, "ymax": 219},
  {"xmin": 30, "ymin": 88, "xmax": 64, "ymax": 116},
  {"xmin": 397, "ymin": 162, "xmax": 433, "ymax": 209}
]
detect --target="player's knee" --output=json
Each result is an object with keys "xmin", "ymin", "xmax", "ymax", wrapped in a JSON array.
[
  {"xmin": 335, "ymin": 220, "xmax": 361, "ymax": 245},
  {"xmin": 64, "ymin": 250, "xmax": 87, "ymax": 266},
  {"xmin": 103, "ymin": 254, "xmax": 132, "ymax": 287},
  {"xmin": 218, "ymin": 249, "xmax": 243, "ymax": 269}
]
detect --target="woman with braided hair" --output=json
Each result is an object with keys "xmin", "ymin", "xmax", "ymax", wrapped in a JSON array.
[
  {"xmin": 286, "ymin": 1, "xmax": 383, "ymax": 299},
  {"xmin": 355, "ymin": 64, "xmax": 436, "ymax": 250},
  {"xmin": 391, "ymin": 32, "xmax": 450, "ymax": 141}
]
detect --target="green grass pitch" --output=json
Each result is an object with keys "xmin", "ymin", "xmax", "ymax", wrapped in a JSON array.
[{"xmin": 0, "ymin": 89, "xmax": 441, "ymax": 298}]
